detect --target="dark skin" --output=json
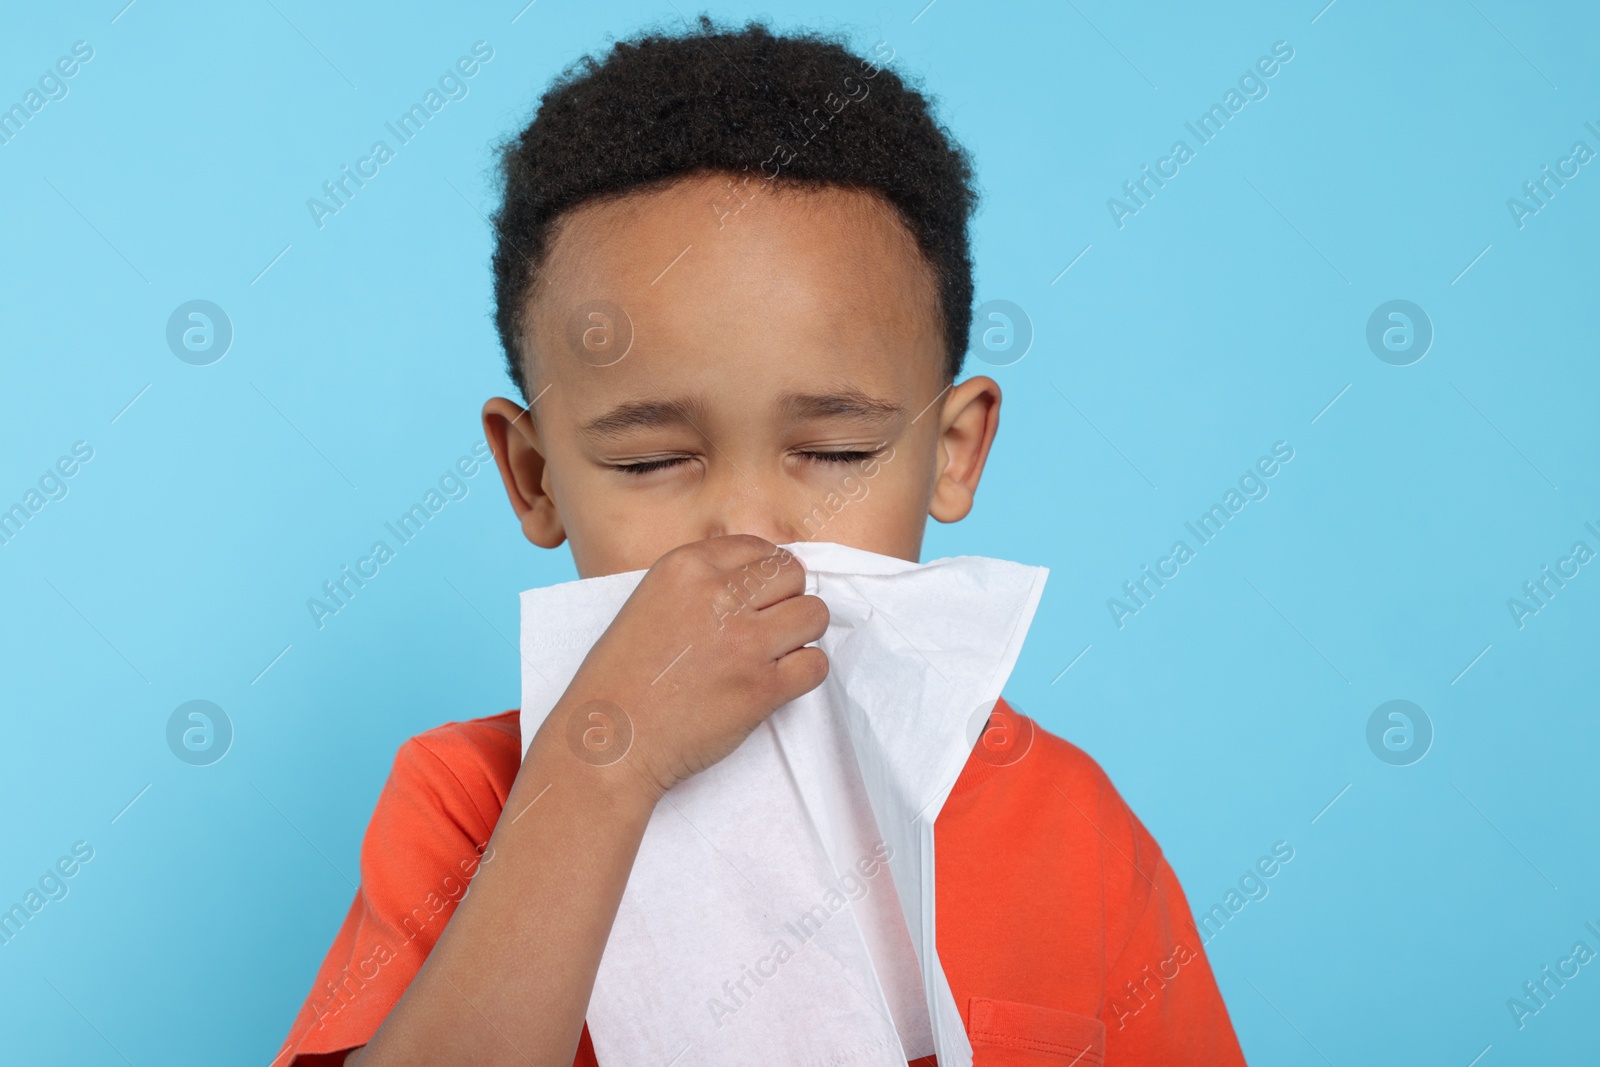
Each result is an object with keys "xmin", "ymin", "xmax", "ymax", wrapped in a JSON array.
[{"xmin": 347, "ymin": 172, "xmax": 1000, "ymax": 1065}]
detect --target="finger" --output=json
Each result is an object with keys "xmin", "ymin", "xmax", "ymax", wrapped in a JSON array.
[
  {"xmin": 752, "ymin": 592, "xmax": 829, "ymax": 661},
  {"xmin": 768, "ymin": 644, "xmax": 829, "ymax": 705},
  {"xmin": 709, "ymin": 537, "xmax": 807, "ymax": 615}
]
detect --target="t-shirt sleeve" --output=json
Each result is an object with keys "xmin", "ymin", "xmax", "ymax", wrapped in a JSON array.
[
  {"xmin": 1095, "ymin": 796, "xmax": 1247, "ymax": 1067},
  {"xmin": 271, "ymin": 731, "xmax": 504, "ymax": 1066}
]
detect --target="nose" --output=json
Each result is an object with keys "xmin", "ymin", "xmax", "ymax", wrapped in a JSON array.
[{"xmin": 703, "ymin": 465, "xmax": 801, "ymax": 547}]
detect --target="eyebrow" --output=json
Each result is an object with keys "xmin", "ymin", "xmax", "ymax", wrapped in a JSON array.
[
  {"xmin": 578, "ymin": 389, "xmax": 904, "ymax": 441},
  {"xmin": 579, "ymin": 395, "xmax": 711, "ymax": 441},
  {"xmin": 779, "ymin": 389, "xmax": 905, "ymax": 424}
]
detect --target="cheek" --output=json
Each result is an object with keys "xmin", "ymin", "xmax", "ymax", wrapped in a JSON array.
[
  {"xmin": 795, "ymin": 454, "xmax": 928, "ymax": 558},
  {"xmin": 569, "ymin": 491, "xmax": 693, "ymax": 577}
]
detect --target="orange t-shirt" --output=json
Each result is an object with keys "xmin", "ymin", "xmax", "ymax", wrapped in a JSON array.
[{"xmin": 274, "ymin": 699, "xmax": 1246, "ymax": 1066}]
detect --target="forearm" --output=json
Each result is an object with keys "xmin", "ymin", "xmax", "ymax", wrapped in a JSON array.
[{"xmin": 352, "ymin": 706, "xmax": 658, "ymax": 1067}]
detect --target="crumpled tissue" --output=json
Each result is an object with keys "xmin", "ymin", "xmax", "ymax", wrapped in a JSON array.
[{"xmin": 518, "ymin": 540, "xmax": 1048, "ymax": 1067}]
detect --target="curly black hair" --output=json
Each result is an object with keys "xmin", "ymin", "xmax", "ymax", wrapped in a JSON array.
[{"xmin": 489, "ymin": 14, "xmax": 978, "ymax": 402}]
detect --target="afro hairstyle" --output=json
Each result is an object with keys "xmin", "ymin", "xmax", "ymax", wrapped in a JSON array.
[{"xmin": 488, "ymin": 14, "xmax": 979, "ymax": 401}]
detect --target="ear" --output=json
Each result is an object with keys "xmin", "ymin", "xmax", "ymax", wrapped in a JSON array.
[
  {"xmin": 928, "ymin": 375, "xmax": 1001, "ymax": 524},
  {"xmin": 482, "ymin": 396, "xmax": 567, "ymax": 549}
]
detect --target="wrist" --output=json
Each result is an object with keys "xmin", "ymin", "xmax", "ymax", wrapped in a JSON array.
[{"xmin": 522, "ymin": 703, "xmax": 663, "ymax": 825}]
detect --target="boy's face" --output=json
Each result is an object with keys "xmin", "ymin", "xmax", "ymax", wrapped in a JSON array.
[{"xmin": 483, "ymin": 172, "xmax": 1000, "ymax": 579}]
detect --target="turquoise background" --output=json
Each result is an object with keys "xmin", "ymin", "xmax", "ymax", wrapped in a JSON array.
[{"xmin": 2, "ymin": 0, "xmax": 1597, "ymax": 1063}]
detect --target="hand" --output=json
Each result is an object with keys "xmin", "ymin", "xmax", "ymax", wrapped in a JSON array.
[{"xmin": 551, "ymin": 535, "xmax": 829, "ymax": 804}]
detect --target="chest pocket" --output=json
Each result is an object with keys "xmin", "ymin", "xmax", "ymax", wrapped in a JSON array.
[{"xmin": 967, "ymin": 996, "xmax": 1106, "ymax": 1067}]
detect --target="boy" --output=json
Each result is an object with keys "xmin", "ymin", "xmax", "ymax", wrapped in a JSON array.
[{"xmin": 276, "ymin": 17, "xmax": 1247, "ymax": 1066}]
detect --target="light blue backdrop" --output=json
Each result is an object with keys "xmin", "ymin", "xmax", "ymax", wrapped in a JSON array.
[{"xmin": 2, "ymin": 0, "xmax": 1596, "ymax": 1063}]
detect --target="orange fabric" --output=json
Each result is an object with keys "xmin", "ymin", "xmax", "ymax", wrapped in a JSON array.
[{"xmin": 273, "ymin": 699, "xmax": 1245, "ymax": 1066}]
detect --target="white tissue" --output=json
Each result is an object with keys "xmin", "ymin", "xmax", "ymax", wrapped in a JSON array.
[{"xmin": 518, "ymin": 540, "xmax": 1048, "ymax": 1067}]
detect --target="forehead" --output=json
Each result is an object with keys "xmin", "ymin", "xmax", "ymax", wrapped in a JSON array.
[{"xmin": 524, "ymin": 174, "xmax": 943, "ymax": 412}]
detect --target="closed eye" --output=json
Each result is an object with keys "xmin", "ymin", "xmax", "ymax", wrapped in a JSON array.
[
  {"xmin": 608, "ymin": 450, "xmax": 881, "ymax": 476},
  {"xmin": 608, "ymin": 456, "xmax": 688, "ymax": 476}
]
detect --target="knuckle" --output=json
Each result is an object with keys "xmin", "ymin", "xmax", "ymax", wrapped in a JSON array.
[
  {"xmin": 650, "ymin": 543, "xmax": 697, "ymax": 583},
  {"xmin": 715, "ymin": 562, "xmax": 769, "ymax": 615}
]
